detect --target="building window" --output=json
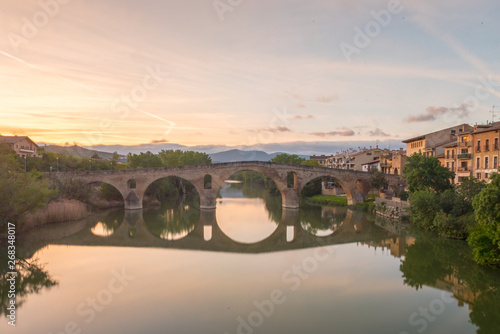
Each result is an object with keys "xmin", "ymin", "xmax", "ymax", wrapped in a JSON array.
[
  {"xmin": 446, "ymin": 151, "xmax": 450, "ymax": 159},
  {"xmin": 446, "ymin": 162, "xmax": 450, "ymax": 168},
  {"xmin": 476, "ymin": 157, "xmax": 480, "ymax": 169},
  {"xmin": 485, "ymin": 173, "xmax": 489, "ymax": 179},
  {"xmin": 477, "ymin": 173, "xmax": 481, "ymax": 179},
  {"xmin": 495, "ymin": 138, "xmax": 499, "ymax": 150},
  {"xmin": 485, "ymin": 139, "xmax": 490, "ymax": 151},
  {"xmin": 451, "ymin": 162, "xmax": 455, "ymax": 171},
  {"xmin": 494, "ymin": 156, "xmax": 498, "ymax": 169},
  {"xmin": 485, "ymin": 157, "xmax": 489, "ymax": 169},
  {"xmin": 477, "ymin": 140, "xmax": 481, "ymax": 152},
  {"xmin": 452, "ymin": 150, "xmax": 455, "ymax": 159}
]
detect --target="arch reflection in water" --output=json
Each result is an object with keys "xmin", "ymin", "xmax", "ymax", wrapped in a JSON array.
[
  {"xmin": 300, "ymin": 204, "xmax": 348, "ymax": 237},
  {"xmin": 90, "ymin": 210, "xmax": 124, "ymax": 237},
  {"xmin": 216, "ymin": 181, "xmax": 282, "ymax": 244},
  {"xmin": 143, "ymin": 199, "xmax": 200, "ymax": 240}
]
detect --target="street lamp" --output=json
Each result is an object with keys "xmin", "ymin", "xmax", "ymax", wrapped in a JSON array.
[{"xmin": 56, "ymin": 157, "xmax": 59, "ymax": 172}]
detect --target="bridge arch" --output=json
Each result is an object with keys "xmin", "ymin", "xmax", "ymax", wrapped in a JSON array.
[
  {"xmin": 213, "ymin": 167, "xmax": 291, "ymax": 209},
  {"xmin": 142, "ymin": 175, "xmax": 201, "ymax": 208}
]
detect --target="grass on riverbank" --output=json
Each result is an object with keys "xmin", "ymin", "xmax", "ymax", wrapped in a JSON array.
[{"xmin": 305, "ymin": 194, "xmax": 376, "ymax": 212}]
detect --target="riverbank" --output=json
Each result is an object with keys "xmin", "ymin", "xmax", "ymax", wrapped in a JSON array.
[{"xmin": 304, "ymin": 194, "xmax": 375, "ymax": 212}]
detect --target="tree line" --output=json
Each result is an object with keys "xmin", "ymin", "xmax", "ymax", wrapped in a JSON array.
[{"xmin": 403, "ymin": 153, "xmax": 500, "ymax": 266}]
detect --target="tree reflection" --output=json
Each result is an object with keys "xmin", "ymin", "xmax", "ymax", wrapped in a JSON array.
[
  {"xmin": 299, "ymin": 204, "xmax": 347, "ymax": 236},
  {"xmin": 0, "ymin": 254, "xmax": 58, "ymax": 318},
  {"xmin": 400, "ymin": 232, "xmax": 500, "ymax": 332},
  {"xmin": 89, "ymin": 209, "xmax": 124, "ymax": 237},
  {"xmin": 143, "ymin": 195, "xmax": 200, "ymax": 240}
]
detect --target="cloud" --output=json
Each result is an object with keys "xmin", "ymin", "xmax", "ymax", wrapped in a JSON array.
[
  {"xmin": 150, "ymin": 139, "xmax": 169, "ymax": 144},
  {"xmin": 248, "ymin": 126, "xmax": 292, "ymax": 133},
  {"xmin": 368, "ymin": 128, "xmax": 390, "ymax": 137},
  {"xmin": 316, "ymin": 95, "xmax": 338, "ymax": 103},
  {"xmin": 295, "ymin": 103, "xmax": 306, "ymax": 108},
  {"xmin": 406, "ymin": 103, "xmax": 471, "ymax": 122},
  {"xmin": 309, "ymin": 129, "xmax": 355, "ymax": 137},
  {"xmin": 294, "ymin": 114, "xmax": 314, "ymax": 120}
]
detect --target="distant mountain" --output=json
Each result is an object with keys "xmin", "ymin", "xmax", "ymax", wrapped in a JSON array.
[
  {"xmin": 41, "ymin": 145, "xmax": 127, "ymax": 162},
  {"xmin": 85, "ymin": 139, "xmax": 404, "ymax": 157},
  {"xmin": 209, "ymin": 149, "xmax": 309, "ymax": 163}
]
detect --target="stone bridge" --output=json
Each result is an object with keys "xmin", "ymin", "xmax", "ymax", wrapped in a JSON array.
[{"xmin": 51, "ymin": 161, "xmax": 405, "ymax": 210}]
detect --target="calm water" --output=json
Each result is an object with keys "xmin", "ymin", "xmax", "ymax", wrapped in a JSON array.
[{"xmin": 1, "ymin": 183, "xmax": 500, "ymax": 334}]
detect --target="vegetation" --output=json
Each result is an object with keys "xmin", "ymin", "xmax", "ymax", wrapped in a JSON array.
[
  {"xmin": 306, "ymin": 194, "xmax": 348, "ymax": 206},
  {"xmin": 403, "ymin": 153, "xmax": 500, "ymax": 266},
  {"xmin": 403, "ymin": 153, "xmax": 454, "ymax": 193},
  {"xmin": 468, "ymin": 173, "xmax": 500, "ymax": 266},
  {"xmin": 369, "ymin": 169, "xmax": 388, "ymax": 195}
]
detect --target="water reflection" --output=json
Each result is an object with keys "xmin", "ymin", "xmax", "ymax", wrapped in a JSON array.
[
  {"xmin": 300, "ymin": 204, "xmax": 347, "ymax": 237},
  {"xmin": 216, "ymin": 183, "xmax": 282, "ymax": 244},
  {"xmin": 89, "ymin": 210, "xmax": 124, "ymax": 237},
  {"xmin": 143, "ymin": 197, "xmax": 200, "ymax": 240},
  {"xmin": 5, "ymin": 186, "xmax": 500, "ymax": 333}
]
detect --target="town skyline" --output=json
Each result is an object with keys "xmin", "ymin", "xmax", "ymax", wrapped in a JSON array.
[{"xmin": 1, "ymin": 0, "xmax": 500, "ymax": 147}]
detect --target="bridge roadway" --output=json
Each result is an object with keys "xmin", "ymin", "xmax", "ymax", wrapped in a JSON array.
[
  {"xmin": 17, "ymin": 208, "xmax": 396, "ymax": 259},
  {"xmin": 51, "ymin": 161, "xmax": 406, "ymax": 210}
]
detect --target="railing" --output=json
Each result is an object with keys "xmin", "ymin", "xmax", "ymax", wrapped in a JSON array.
[
  {"xmin": 459, "ymin": 141, "xmax": 471, "ymax": 147},
  {"xmin": 457, "ymin": 167, "xmax": 468, "ymax": 172},
  {"xmin": 457, "ymin": 153, "xmax": 472, "ymax": 159}
]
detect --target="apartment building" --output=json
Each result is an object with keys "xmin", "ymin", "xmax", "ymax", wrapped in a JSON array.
[
  {"xmin": 0, "ymin": 135, "xmax": 39, "ymax": 158},
  {"xmin": 472, "ymin": 121, "xmax": 500, "ymax": 182},
  {"xmin": 403, "ymin": 124, "xmax": 473, "ymax": 159}
]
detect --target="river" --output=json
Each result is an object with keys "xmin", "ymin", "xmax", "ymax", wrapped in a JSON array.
[{"xmin": 1, "ymin": 182, "xmax": 499, "ymax": 334}]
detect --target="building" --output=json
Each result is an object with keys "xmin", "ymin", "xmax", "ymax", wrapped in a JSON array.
[
  {"xmin": 309, "ymin": 154, "xmax": 333, "ymax": 167},
  {"xmin": 472, "ymin": 121, "xmax": 500, "ymax": 182},
  {"xmin": 403, "ymin": 124, "xmax": 473, "ymax": 159},
  {"xmin": 0, "ymin": 135, "xmax": 39, "ymax": 158}
]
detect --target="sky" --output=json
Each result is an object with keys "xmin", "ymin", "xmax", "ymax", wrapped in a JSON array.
[{"xmin": 1, "ymin": 0, "xmax": 500, "ymax": 150}]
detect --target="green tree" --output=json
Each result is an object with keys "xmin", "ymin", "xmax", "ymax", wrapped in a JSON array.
[
  {"xmin": 409, "ymin": 189, "xmax": 440, "ymax": 230},
  {"xmin": 127, "ymin": 151, "xmax": 163, "ymax": 168},
  {"xmin": 468, "ymin": 173, "xmax": 500, "ymax": 266},
  {"xmin": 270, "ymin": 153, "xmax": 305, "ymax": 165},
  {"xmin": 403, "ymin": 153, "xmax": 454, "ymax": 194},
  {"xmin": 369, "ymin": 169, "xmax": 389, "ymax": 195}
]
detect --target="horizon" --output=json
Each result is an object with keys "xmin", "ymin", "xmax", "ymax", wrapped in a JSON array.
[{"xmin": 1, "ymin": 0, "xmax": 499, "ymax": 148}]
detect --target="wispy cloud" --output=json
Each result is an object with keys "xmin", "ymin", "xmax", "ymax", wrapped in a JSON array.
[
  {"xmin": 316, "ymin": 95, "xmax": 338, "ymax": 103},
  {"xmin": 294, "ymin": 115, "xmax": 314, "ymax": 120},
  {"xmin": 248, "ymin": 126, "xmax": 292, "ymax": 133},
  {"xmin": 309, "ymin": 129, "xmax": 355, "ymax": 137},
  {"xmin": 150, "ymin": 139, "xmax": 169, "ymax": 144},
  {"xmin": 406, "ymin": 103, "xmax": 471, "ymax": 122},
  {"xmin": 368, "ymin": 128, "xmax": 390, "ymax": 137}
]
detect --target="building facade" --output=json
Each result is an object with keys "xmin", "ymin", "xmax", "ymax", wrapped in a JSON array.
[{"xmin": 0, "ymin": 135, "xmax": 39, "ymax": 158}]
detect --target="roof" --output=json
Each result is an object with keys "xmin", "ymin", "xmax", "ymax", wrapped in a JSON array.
[
  {"xmin": 473, "ymin": 121, "xmax": 500, "ymax": 134},
  {"xmin": 362, "ymin": 160, "xmax": 380, "ymax": 165},
  {"xmin": 0, "ymin": 135, "xmax": 39, "ymax": 147},
  {"xmin": 443, "ymin": 142, "xmax": 458, "ymax": 148},
  {"xmin": 402, "ymin": 123, "xmax": 472, "ymax": 143}
]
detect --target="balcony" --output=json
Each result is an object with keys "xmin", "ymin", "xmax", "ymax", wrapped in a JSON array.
[
  {"xmin": 457, "ymin": 167, "xmax": 469, "ymax": 172},
  {"xmin": 484, "ymin": 145, "xmax": 490, "ymax": 152},
  {"xmin": 457, "ymin": 153, "xmax": 472, "ymax": 159}
]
